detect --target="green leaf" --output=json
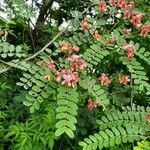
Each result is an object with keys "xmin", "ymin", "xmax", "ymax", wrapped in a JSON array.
[
  {"xmin": 30, "ymin": 106, "xmax": 35, "ymax": 113},
  {"xmin": 23, "ymin": 100, "xmax": 32, "ymax": 106},
  {"xmin": 65, "ymin": 128, "xmax": 74, "ymax": 138},
  {"xmin": 55, "ymin": 127, "xmax": 65, "ymax": 137},
  {"xmin": 33, "ymin": 101, "xmax": 40, "ymax": 110}
]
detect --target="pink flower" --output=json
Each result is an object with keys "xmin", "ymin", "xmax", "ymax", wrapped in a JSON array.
[
  {"xmin": 108, "ymin": 37, "xmax": 116, "ymax": 44},
  {"xmin": 109, "ymin": 0, "xmax": 116, "ymax": 6},
  {"xmin": 122, "ymin": 28, "xmax": 131, "ymax": 35},
  {"xmin": 61, "ymin": 42, "xmax": 73, "ymax": 53},
  {"xmin": 47, "ymin": 61, "xmax": 55, "ymax": 70},
  {"xmin": 99, "ymin": 0, "xmax": 107, "ymax": 13},
  {"xmin": 130, "ymin": 13, "xmax": 143, "ymax": 28},
  {"xmin": 128, "ymin": 1, "xmax": 134, "ymax": 10},
  {"xmin": 123, "ymin": 44, "xmax": 135, "ymax": 53},
  {"xmin": 61, "ymin": 42, "xmax": 80, "ymax": 54},
  {"xmin": 119, "ymin": 75, "xmax": 130, "ymax": 85},
  {"xmin": 73, "ymin": 46, "xmax": 80, "ymax": 52},
  {"xmin": 81, "ymin": 18, "xmax": 92, "ymax": 31},
  {"xmin": 127, "ymin": 52, "xmax": 134, "ymax": 61},
  {"xmin": 123, "ymin": 44, "xmax": 135, "ymax": 61},
  {"xmin": 140, "ymin": 24, "xmax": 150, "ymax": 37},
  {"xmin": 118, "ymin": 0, "xmax": 127, "ymax": 10},
  {"xmin": 68, "ymin": 55, "xmax": 87, "ymax": 71},
  {"xmin": 99, "ymin": 73, "xmax": 112, "ymax": 86},
  {"xmin": 56, "ymin": 70, "xmax": 79, "ymax": 88},
  {"xmin": 93, "ymin": 31, "xmax": 102, "ymax": 41},
  {"xmin": 87, "ymin": 99, "xmax": 99, "ymax": 111},
  {"xmin": 124, "ymin": 10, "xmax": 131, "ymax": 20}
]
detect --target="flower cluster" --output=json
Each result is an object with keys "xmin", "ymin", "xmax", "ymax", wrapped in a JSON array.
[
  {"xmin": 98, "ymin": 73, "xmax": 131, "ymax": 86},
  {"xmin": 140, "ymin": 24, "xmax": 150, "ymax": 37},
  {"xmin": 108, "ymin": 0, "xmax": 150, "ymax": 37},
  {"xmin": 87, "ymin": 99, "xmax": 99, "ymax": 111},
  {"xmin": 119, "ymin": 75, "xmax": 130, "ymax": 85},
  {"xmin": 93, "ymin": 31, "xmax": 102, "ymax": 41},
  {"xmin": 61, "ymin": 42, "xmax": 80, "ymax": 54},
  {"xmin": 56, "ymin": 70, "xmax": 79, "ymax": 88},
  {"xmin": 122, "ymin": 28, "xmax": 131, "ymax": 36},
  {"xmin": 99, "ymin": 0, "xmax": 107, "ymax": 13},
  {"xmin": 99, "ymin": 73, "xmax": 112, "ymax": 86},
  {"xmin": 81, "ymin": 18, "xmax": 92, "ymax": 31},
  {"xmin": 47, "ymin": 61, "xmax": 56, "ymax": 70},
  {"xmin": 123, "ymin": 44, "xmax": 135, "ymax": 61},
  {"xmin": 68, "ymin": 55, "xmax": 87, "ymax": 71},
  {"xmin": 130, "ymin": 13, "xmax": 142, "ymax": 28}
]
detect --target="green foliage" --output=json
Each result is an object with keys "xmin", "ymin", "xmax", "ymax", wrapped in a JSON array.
[
  {"xmin": 17, "ymin": 63, "xmax": 57, "ymax": 113},
  {"xmin": 135, "ymin": 43, "xmax": 150, "ymax": 66},
  {"xmin": 4, "ymin": 103, "xmax": 57, "ymax": 150},
  {"xmin": 134, "ymin": 140, "xmax": 150, "ymax": 150},
  {"xmin": 55, "ymin": 86, "xmax": 79, "ymax": 138},
  {"xmin": 120, "ymin": 56, "xmax": 150, "ymax": 95},
  {"xmin": 1, "ymin": 0, "xmax": 150, "ymax": 149},
  {"xmin": 82, "ymin": 43, "xmax": 110, "ymax": 67},
  {"xmin": 0, "ymin": 40, "xmax": 28, "ymax": 58},
  {"xmin": 79, "ymin": 75, "xmax": 109, "ymax": 108},
  {"xmin": 79, "ymin": 107, "xmax": 150, "ymax": 150}
]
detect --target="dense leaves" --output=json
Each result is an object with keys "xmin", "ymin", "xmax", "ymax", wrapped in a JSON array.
[{"xmin": 0, "ymin": 0, "xmax": 150, "ymax": 149}]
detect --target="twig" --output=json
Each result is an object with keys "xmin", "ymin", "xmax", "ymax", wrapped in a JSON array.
[
  {"xmin": 58, "ymin": 136, "xmax": 65, "ymax": 150},
  {"xmin": 24, "ymin": 21, "xmax": 71, "ymax": 62},
  {"xmin": 28, "ymin": 19, "xmax": 35, "ymax": 51},
  {"xmin": 65, "ymin": 135, "xmax": 76, "ymax": 150},
  {"xmin": 0, "ymin": 60, "xmax": 9, "ymax": 65},
  {"xmin": 0, "ymin": 21, "xmax": 71, "ymax": 74},
  {"xmin": 0, "ymin": 4, "xmax": 95, "ymax": 74},
  {"xmin": 0, "ymin": 67, "xmax": 10, "ymax": 74}
]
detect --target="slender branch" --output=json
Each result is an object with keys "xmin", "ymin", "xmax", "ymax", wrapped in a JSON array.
[
  {"xmin": 0, "ymin": 4, "xmax": 95, "ymax": 74},
  {"xmin": 0, "ymin": 60, "xmax": 9, "ymax": 65},
  {"xmin": 24, "ymin": 21, "xmax": 71, "ymax": 62},
  {"xmin": 65, "ymin": 135, "xmax": 75, "ymax": 150},
  {"xmin": 0, "ymin": 67, "xmax": 10, "ymax": 74},
  {"xmin": 28, "ymin": 20, "xmax": 35, "ymax": 51}
]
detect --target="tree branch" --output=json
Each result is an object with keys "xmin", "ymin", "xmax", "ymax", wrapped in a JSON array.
[
  {"xmin": 0, "ymin": 4, "xmax": 95, "ymax": 74},
  {"xmin": 0, "ymin": 21, "xmax": 71, "ymax": 74}
]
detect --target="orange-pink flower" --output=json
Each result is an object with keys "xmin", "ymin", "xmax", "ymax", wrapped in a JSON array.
[
  {"xmin": 93, "ymin": 31, "xmax": 102, "ymax": 41},
  {"xmin": 61, "ymin": 42, "xmax": 80, "ymax": 54},
  {"xmin": 124, "ymin": 10, "xmax": 131, "ymax": 20},
  {"xmin": 122, "ymin": 28, "xmax": 131, "ymax": 35},
  {"xmin": 61, "ymin": 42, "xmax": 73, "ymax": 53},
  {"xmin": 123, "ymin": 44, "xmax": 135, "ymax": 61},
  {"xmin": 68, "ymin": 55, "xmax": 87, "ymax": 71},
  {"xmin": 99, "ymin": 73, "xmax": 112, "ymax": 86},
  {"xmin": 99, "ymin": 0, "xmax": 107, "ymax": 13},
  {"xmin": 72, "ymin": 46, "xmax": 80, "ymax": 52},
  {"xmin": 140, "ymin": 24, "xmax": 150, "ymax": 37},
  {"xmin": 118, "ymin": 0, "xmax": 127, "ymax": 10},
  {"xmin": 109, "ymin": 0, "xmax": 116, "ymax": 6},
  {"xmin": 130, "ymin": 13, "xmax": 142, "ymax": 28},
  {"xmin": 81, "ymin": 18, "xmax": 92, "ymax": 31},
  {"xmin": 128, "ymin": 1, "xmax": 134, "ymax": 10},
  {"xmin": 87, "ymin": 99, "xmax": 99, "ymax": 111},
  {"xmin": 47, "ymin": 61, "xmax": 55, "ymax": 70},
  {"xmin": 108, "ymin": 37, "xmax": 116, "ymax": 44},
  {"xmin": 119, "ymin": 75, "xmax": 130, "ymax": 85},
  {"xmin": 56, "ymin": 70, "xmax": 79, "ymax": 88}
]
